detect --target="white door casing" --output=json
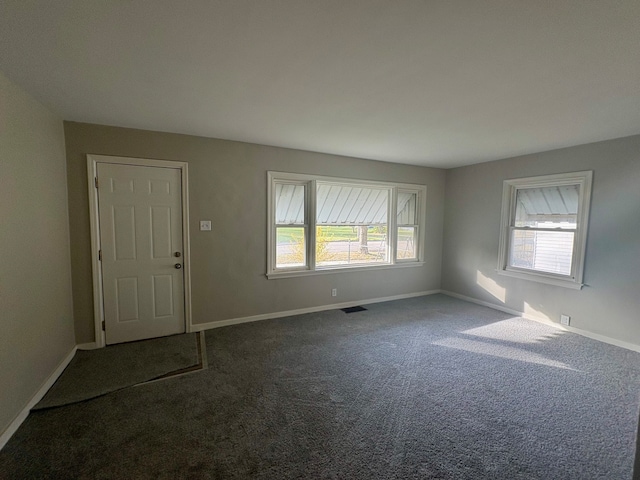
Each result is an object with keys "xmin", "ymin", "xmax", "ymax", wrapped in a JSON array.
[{"xmin": 87, "ymin": 155, "xmax": 191, "ymax": 347}]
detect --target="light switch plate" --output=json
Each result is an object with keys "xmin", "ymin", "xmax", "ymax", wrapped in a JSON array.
[{"xmin": 200, "ymin": 220, "xmax": 212, "ymax": 231}]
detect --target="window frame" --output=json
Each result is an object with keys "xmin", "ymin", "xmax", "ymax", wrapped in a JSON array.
[
  {"xmin": 267, "ymin": 171, "xmax": 426, "ymax": 279},
  {"xmin": 271, "ymin": 179, "xmax": 310, "ymax": 272},
  {"xmin": 496, "ymin": 171, "xmax": 593, "ymax": 290},
  {"xmin": 396, "ymin": 189, "xmax": 420, "ymax": 262}
]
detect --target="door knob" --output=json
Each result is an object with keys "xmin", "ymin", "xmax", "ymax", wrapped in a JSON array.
[
  {"xmin": 175, "ymin": 263, "xmax": 182, "ymax": 269},
  {"xmin": 174, "ymin": 252, "xmax": 181, "ymax": 257}
]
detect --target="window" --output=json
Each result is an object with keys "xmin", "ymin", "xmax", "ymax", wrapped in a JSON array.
[
  {"xmin": 274, "ymin": 182, "xmax": 307, "ymax": 270},
  {"xmin": 497, "ymin": 171, "xmax": 593, "ymax": 289},
  {"xmin": 315, "ymin": 182, "xmax": 389, "ymax": 267},
  {"xmin": 268, "ymin": 172, "xmax": 426, "ymax": 278},
  {"xmin": 397, "ymin": 190, "xmax": 418, "ymax": 260}
]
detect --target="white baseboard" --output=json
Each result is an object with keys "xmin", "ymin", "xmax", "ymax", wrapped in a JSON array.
[
  {"xmin": 559, "ymin": 325, "xmax": 640, "ymax": 353},
  {"xmin": 441, "ymin": 290, "xmax": 527, "ymax": 318},
  {"xmin": 441, "ymin": 290, "xmax": 640, "ymax": 353},
  {"xmin": 0, "ymin": 346, "xmax": 77, "ymax": 451},
  {"xmin": 192, "ymin": 290, "xmax": 441, "ymax": 332}
]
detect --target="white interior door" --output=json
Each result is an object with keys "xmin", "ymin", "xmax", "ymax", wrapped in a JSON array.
[{"xmin": 97, "ymin": 163, "xmax": 185, "ymax": 344}]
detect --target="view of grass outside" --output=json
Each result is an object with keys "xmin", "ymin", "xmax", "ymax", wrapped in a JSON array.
[
  {"xmin": 276, "ymin": 226, "xmax": 385, "ymax": 244},
  {"xmin": 276, "ymin": 226, "xmax": 389, "ymax": 267},
  {"xmin": 275, "ymin": 227, "xmax": 306, "ymax": 268},
  {"xmin": 397, "ymin": 227, "xmax": 416, "ymax": 259}
]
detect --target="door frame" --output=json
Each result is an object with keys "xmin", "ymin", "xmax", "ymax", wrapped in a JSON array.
[{"xmin": 87, "ymin": 154, "xmax": 193, "ymax": 348}]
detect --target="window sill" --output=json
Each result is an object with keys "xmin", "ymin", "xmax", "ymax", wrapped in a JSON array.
[
  {"xmin": 496, "ymin": 268, "xmax": 584, "ymax": 290},
  {"xmin": 267, "ymin": 261, "xmax": 424, "ymax": 279}
]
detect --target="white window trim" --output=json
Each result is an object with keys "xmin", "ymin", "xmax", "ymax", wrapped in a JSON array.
[
  {"xmin": 496, "ymin": 171, "xmax": 593, "ymax": 290},
  {"xmin": 267, "ymin": 172, "xmax": 427, "ymax": 279}
]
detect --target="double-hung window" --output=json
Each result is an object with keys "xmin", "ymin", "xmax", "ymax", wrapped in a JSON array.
[
  {"xmin": 273, "ymin": 181, "xmax": 308, "ymax": 270},
  {"xmin": 397, "ymin": 190, "xmax": 419, "ymax": 260},
  {"xmin": 268, "ymin": 172, "xmax": 426, "ymax": 278},
  {"xmin": 497, "ymin": 171, "xmax": 593, "ymax": 289}
]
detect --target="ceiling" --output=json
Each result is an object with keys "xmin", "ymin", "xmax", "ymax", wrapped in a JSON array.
[{"xmin": 1, "ymin": 1, "xmax": 639, "ymax": 168}]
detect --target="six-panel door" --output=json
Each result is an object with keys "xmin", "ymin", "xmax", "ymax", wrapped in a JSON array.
[{"xmin": 97, "ymin": 163, "xmax": 185, "ymax": 344}]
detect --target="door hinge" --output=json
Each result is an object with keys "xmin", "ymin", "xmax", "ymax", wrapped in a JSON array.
[
  {"xmin": 95, "ymin": 177, "xmax": 99, "ymax": 188},
  {"xmin": 101, "ymin": 320, "xmax": 105, "ymax": 331},
  {"xmin": 98, "ymin": 249, "xmax": 102, "ymax": 261}
]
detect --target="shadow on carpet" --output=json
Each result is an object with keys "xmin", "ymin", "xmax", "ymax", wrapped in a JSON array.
[{"xmin": 33, "ymin": 332, "xmax": 203, "ymax": 410}]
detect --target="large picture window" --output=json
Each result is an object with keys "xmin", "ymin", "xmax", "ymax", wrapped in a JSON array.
[
  {"xmin": 268, "ymin": 172, "xmax": 426, "ymax": 278},
  {"xmin": 497, "ymin": 171, "xmax": 593, "ymax": 289}
]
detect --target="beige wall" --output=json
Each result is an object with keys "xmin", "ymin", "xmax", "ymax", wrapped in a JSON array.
[
  {"xmin": 64, "ymin": 122, "xmax": 446, "ymax": 344},
  {"xmin": 442, "ymin": 135, "xmax": 640, "ymax": 346},
  {"xmin": 0, "ymin": 73, "xmax": 75, "ymax": 434}
]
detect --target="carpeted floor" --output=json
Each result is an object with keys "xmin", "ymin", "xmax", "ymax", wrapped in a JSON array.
[
  {"xmin": 34, "ymin": 332, "xmax": 202, "ymax": 410},
  {"xmin": 1, "ymin": 294, "xmax": 639, "ymax": 479}
]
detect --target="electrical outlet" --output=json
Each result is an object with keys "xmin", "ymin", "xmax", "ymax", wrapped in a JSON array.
[
  {"xmin": 200, "ymin": 220, "xmax": 212, "ymax": 231},
  {"xmin": 331, "ymin": 288, "xmax": 337, "ymax": 297},
  {"xmin": 560, "ymin": 314, "xmax": 570, "ymax": 326}
]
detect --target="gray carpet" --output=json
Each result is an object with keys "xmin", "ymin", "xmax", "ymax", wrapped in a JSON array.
[
  {"xmin": 34, "ymin": 332, "xmax": 200, "ymax": 410},
  {"xmin": 2, "ymin": 294, "xmax": 640, "ymax": 479}
]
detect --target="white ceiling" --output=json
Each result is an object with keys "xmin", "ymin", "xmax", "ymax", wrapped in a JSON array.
[{"xmin": 1, "ymin": 1, "xmax": 639, "ymax": 168}]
